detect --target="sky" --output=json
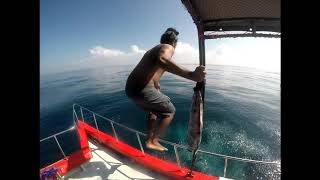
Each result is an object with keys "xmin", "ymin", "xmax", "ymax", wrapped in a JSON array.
[{"xmin": 40, "ymin": 0, "xmax": 280, "ymax": 75}]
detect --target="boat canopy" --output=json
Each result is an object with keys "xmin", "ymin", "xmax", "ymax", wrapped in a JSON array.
[
  {"xmin": 180, "ymin": 0, "xmax": 281, "ymax": 107},
  {"xmin": 181, "ymin": 0, "xmax": 280, "ymax": 39}
]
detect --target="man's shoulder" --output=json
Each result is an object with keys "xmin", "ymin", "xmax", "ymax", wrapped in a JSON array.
[{"xmin": 158, "ymin": 44, "xmax": 174, "ymax": 51}]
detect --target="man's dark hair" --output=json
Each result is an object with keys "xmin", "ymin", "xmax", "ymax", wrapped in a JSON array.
[{"xmin": 160, "ymin": 27, "xmax": 179, "ymax": 45}]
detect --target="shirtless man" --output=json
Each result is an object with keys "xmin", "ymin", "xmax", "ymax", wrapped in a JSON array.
[{"xmin": 125, "ymin": 28, "xmax": 206, "ymax": 152}]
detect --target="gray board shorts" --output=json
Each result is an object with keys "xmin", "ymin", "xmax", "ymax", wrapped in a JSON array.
[{"xmin": 126, "ymin": 83, "xmax": 176, "ymax": 118}]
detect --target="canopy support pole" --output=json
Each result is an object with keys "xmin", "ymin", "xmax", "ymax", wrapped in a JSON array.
[
  {"xmin": 197, "ymin": 25, "xmax": 206, "ymax": 103},
  {"xmin": 187, "ymin": 24, "xmax": 206, "ymax": 177}
]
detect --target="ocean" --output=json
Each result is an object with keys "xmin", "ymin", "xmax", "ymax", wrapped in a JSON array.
[{"xmin": 40, "ymin": 64, "xmax": 280, "ymax": 179}]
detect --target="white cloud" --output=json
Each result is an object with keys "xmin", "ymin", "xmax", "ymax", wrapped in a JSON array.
[
  {"xmin": 89, "ymin": 45, "xmax": 146, "ymax": 58},
  {"xmin": 70, "ymin": 44, "xmax": 146, "ymax": 69},
  {"xmin": 130, "ymin": 45, "xmax": 146, "ymax": 54},
  {"xmin": 89, "ymin": 46, "xmax": 125, "ymax": 57},
  {"xmin": 207, "ymin": 41, "xmax": 281, "ymax": 72},
  {"xmin": 172, "ymin": 41, "xmax": 280, "ymax": 72},
  {"xmin": 174, "ymin": 42, "xmax": 198, "ymax": 54},
  {"xmin": 41, "ymin": 40, "xmax": 280, "ymax": 75},
  {"xmin": 172, "ymin": 42, "xmax": 199, "ymax": 64}
]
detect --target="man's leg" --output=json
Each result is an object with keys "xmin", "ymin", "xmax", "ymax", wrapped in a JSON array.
[
  {"xmin": 146, "ymin": 112, "xmax": 157, "ymax": 142},
  {"xmin": 141, "ymin": 88, "xmax": 176, "ymax": 152},
  {"xmin": 146, "ymin": 112, "xmax": 166, "ymax": 151},
  {"xmin": 152, "ymin": 113, "xmax": 174, "ymax": 151}
]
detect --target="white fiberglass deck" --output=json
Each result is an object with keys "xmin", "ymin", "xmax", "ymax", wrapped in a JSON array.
[{"xmin": 63, "ymin": 139, "xmax": 169, "ymax": 180}]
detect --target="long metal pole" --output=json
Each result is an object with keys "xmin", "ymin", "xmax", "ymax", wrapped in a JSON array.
[
  {"xmin": 198, "ymin": 26, "xmax": 206, "ymax": 66},
  {"xmin": 197, "ymin": 25, "xmax": 206, "ymax": 102},
  {"xmin": 187, "ymin": 24, "xmax": 206, "ymax": 177}
]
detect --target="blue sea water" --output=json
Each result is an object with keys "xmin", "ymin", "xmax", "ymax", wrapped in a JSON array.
[{"xmin": 40, "ymin": 64, "xmax": 280, "ymax": 179}]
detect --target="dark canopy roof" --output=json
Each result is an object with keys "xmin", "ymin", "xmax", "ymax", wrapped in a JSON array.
[{"xmin": 181, "ymin": 0, "xmax": 280, "ymax": 38}]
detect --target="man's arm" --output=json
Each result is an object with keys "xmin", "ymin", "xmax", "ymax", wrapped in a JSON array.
[{"xmin": 157, "ymin": 45, "xmax": 206, "ymax": 82}]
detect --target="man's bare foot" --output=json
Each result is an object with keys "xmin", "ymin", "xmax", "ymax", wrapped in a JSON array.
[
  {"xmin": 153, "ymin": 138, "xmax": 168, "ymax": 151},
  {"xmin": 146, "ymin": 140, "xmax": 166, "ymax": 152}
]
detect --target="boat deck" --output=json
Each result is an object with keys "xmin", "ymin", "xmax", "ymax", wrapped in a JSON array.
[{"xmin": 63, "ymin": 139, "xmax": 169, "ymax": 180}]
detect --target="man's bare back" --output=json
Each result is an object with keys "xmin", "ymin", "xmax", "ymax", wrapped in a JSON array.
[{"xmin": 126, "ymin": 44, "xmax": 172, "ymax": 92}]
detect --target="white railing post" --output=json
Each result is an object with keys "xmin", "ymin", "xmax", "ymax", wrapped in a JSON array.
[
  {"xmin": 73, "ymin": 109, "xmax": 79, "ymax": 121},
  {"xmin": 136, "ymin": 132, "xmax": 144, "ymax": 154},
  {"xmin": 224, "ymin": 158, "xmax": 228, "ymax": 177},
  {"xmin": 174, "ymin": 145, "xmax": 181, "ymax": 167},
  {"xmin": 93, "ymin": 113, "xmax": 99, "ymax": 130},
  {"xmin": 80, "ymin": 107, "xmax": 84, "ymax": 121},
  {"xmin": 110, "ymin": 122, "xmax": 118, "ymax": 141},
  {"xmin": 54, "ymin": 136, "xmax": 66, "ymax": 158}
]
